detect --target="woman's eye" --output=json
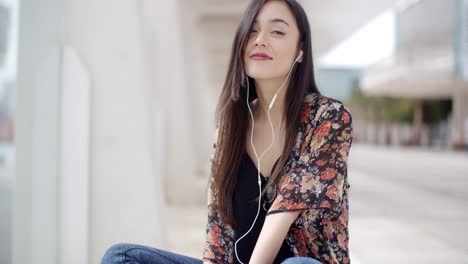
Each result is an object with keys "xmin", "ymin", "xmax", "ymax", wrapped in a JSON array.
[
  {"xmin": 249, "ymin": 29, "xmax": 284, "ymax": 36},
  {"xmin": 272, "ymin": 31, "xmax": 285, "ymax": 35}
]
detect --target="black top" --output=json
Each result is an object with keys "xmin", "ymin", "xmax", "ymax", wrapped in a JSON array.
[{"xmin": 233, "ymin": 151, "xmax": 294, "ymax": 264}]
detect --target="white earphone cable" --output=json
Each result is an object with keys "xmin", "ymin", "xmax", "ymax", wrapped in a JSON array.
[{"xmin": 234, "ymin": 51, "xmax": 302, "ymax": 264}]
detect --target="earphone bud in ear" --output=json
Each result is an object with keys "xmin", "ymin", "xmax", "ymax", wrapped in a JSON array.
[{"xmin": 295, "ymin": 50, "xmax": 303, "ymax": 62}]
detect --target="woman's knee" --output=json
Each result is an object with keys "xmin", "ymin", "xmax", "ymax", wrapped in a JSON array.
[
  {"xmin": 281, "ymin": 257, "xmax": 322, "ymax": 264},
  {"xmin": 101, "ymin": 243, "xmax": 138, "ymax": 264}
]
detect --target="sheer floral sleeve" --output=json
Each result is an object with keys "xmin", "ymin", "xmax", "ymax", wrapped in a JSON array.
[
  {"xmin": 202, "ymin": 130, "xmax": 234, "ymax": 263},
  {"xmin": 267, "ymin": 103, "xmax": 353, "ymax": 220}
]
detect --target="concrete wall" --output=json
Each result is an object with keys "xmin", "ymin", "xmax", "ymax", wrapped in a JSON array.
[{"xmin": 63, "ymin": 0, "xmax": 174, "ymax": 262}]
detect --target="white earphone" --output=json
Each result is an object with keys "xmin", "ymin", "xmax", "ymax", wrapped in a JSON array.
[
  {"xmin": 296, "ymin": 49, "xmax": 304, "ymax": 62},
  {"xmin": 234, "ymin": 50, "xmax": 303, "ymax": 264},
  {"xmin": 268, "ymin": 50, "xmax": 303, "ymax": 110}
]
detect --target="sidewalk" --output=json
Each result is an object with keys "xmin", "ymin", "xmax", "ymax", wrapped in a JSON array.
[
  {"xmin": 348, "ymin": 144, "xmax": 468, "ymax": 263},
  {"xmin": 166, "ymin": 143, "xmax": 468, "ymax": 263}
]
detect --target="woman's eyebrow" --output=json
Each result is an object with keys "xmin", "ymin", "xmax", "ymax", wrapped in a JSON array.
[{"xmin": 254, "ymin": 18, "xmax": 290, "ymax": 27}]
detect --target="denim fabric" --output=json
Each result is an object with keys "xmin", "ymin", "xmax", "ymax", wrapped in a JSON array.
[
  {"xmin": 101, "ymin": 243, "xmax": 202, "ymax": 264},
  {"xmin": 281, "ymin": 257, "xmax": 322, "ymax": 264},
  {"xmin": 101, "ymin": 243, "xmax": 322, "ymax": 264}
]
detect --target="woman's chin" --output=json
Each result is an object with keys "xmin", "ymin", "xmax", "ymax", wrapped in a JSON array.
[{"xmin": 247, "ymin": 71, "xmax": 276, "ymax": 81}]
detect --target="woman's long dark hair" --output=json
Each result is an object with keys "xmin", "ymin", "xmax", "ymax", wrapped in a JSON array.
[{"xmin": 212, "ymin": 0, "xmax": 320, "ymax": 228}]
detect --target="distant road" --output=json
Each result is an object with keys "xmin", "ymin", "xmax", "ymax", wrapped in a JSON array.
[{"xmin": 348, "ymin": 144, "xmax": 468, "ymax": 264}]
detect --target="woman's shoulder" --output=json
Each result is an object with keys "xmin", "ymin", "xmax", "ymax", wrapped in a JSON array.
[{"xmin": 302, "ymin": 92, "xmax": 352, "ymax": 124}]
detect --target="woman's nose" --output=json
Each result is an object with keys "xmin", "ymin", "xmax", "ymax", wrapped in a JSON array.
[{"xmin": 254, "ymin": 31, "xmax": 268, "ymax": 47}]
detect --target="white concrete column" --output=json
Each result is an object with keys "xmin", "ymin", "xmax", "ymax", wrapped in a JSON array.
[
  {"xmin": 141, "ymin": 0, "xmax": 197, "ymax": 205},
  {"xmin": 64, "ymin": 0, "xmax": 167, "ymax": 262},
  {"xmin": 14, "ymin": 0, "xmax": 62, "ymax": 263},
  {"xmin": 452, "ymin": 87, "xmax": 468, "ymax": 146},
  {"xmin": 58, "ymin": 46, "xmax": 91, "ymax": 264}
]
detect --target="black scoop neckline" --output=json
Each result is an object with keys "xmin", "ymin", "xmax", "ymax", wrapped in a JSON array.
[{"xmin": 243, "ymin": 151, "xmax": 281, "ymax": 178}]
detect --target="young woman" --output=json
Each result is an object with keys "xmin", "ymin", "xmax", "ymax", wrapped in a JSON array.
[{"xmin": 101, "ymin": 0, "xmax": 353, "ymax": 264}]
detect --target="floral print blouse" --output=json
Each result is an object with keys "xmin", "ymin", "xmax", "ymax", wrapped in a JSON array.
[{"xmin": 203, "ymin": 92, "xmax": 353, "ymax": 264}]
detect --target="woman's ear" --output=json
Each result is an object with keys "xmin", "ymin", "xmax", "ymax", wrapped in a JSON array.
[
  {"xmin": 296, "ymin": 50, "xmax": 303, "ymax": 63},
  {"xmin": 297, "ymin": 42, "xmax": 304, "ymax": 63}
]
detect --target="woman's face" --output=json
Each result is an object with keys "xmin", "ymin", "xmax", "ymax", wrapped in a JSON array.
[{"xmin": 244, "ymin": 0, "xmax": 302, "ymax": 81}]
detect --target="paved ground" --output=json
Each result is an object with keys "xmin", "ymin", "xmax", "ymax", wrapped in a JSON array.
[
  {"xmin": 165, "ymin": 144, "xmax": 468, "ymax": 263},
  {"xmin": 1, "ymin": 144, "xmax": 467, "ymax": 263},
  {"xmin": 348, "ymin": 144, "xmax": 468, "ymax": 263}
]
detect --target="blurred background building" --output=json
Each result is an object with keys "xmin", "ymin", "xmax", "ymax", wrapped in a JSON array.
[{"xmin": 0, "ymin": 0, "xmax": 467, "ymax": 263}]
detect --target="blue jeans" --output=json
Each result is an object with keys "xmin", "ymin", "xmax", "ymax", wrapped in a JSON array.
[{"xmin": 101, "ymin": 243, "xmax": 322, "ymax": 264}]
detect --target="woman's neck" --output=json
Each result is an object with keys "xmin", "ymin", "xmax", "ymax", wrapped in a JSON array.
[{"xmin": 251, "ymin": 78, "xmax": 289, "ymax": 126}]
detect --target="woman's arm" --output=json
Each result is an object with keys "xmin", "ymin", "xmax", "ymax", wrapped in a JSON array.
[
  {"xmin": 202, "ymin": 128, "xmax": 235, "ymax": 263},
  {"xmin": 249, "ymin": 211, "xmax": 300, "ymax": 264},
  {"xmin": 249, "ymin": 102, "xmax": 353, "ymax": 264}
]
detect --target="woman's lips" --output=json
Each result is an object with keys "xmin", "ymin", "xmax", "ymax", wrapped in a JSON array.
[
  {"xmin": 250, "ymin": 55, "xmax": 272, "ymax": 61},
  {"xmin": 250, "ymin": 53, "xmax": 272, "ymax": 61}
]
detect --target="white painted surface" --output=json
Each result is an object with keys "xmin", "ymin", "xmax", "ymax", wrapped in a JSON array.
[{"xmin": 58, "ymin": 47, "xmax": 90, "ymax": 264}]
